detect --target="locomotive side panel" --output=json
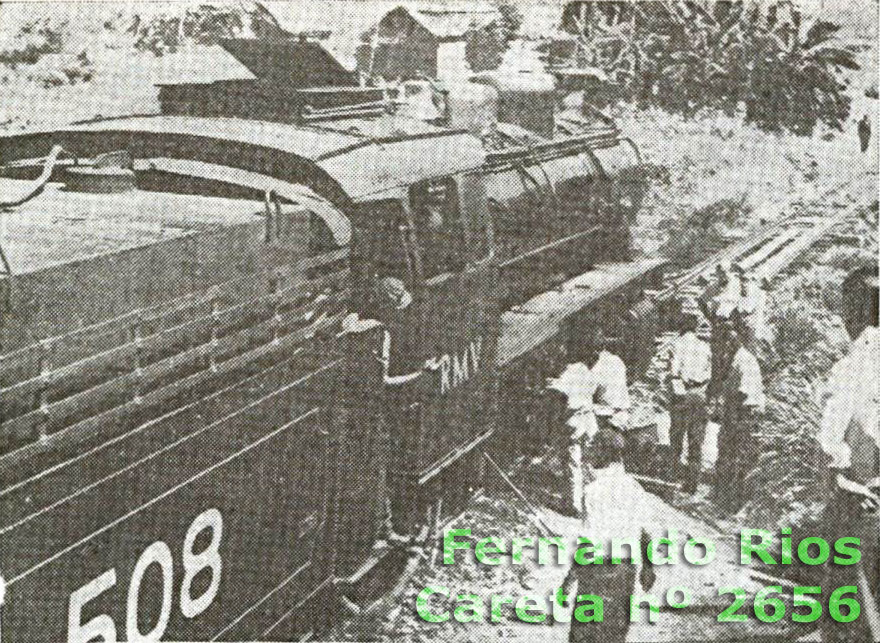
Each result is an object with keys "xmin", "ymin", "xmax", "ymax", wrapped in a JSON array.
[{"xmin": 0, "ymin": 354, "xmax": 341, "ymax": 642}]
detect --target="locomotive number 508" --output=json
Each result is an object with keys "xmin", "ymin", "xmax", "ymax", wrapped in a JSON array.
[{"xmin": 68, "ymin": 508, "xmax": 223, "ymax": 643}]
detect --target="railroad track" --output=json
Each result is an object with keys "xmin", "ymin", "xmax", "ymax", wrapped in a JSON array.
[
  {"xmin": 491, "ymin": 173, "xmax": 873, "ymax": 505},
  {"xmin": 647, "ymin": 174, "xmax": 873, "ymax": 377},
  {"xmin": 662, "ymin": 175, "xmax": 870, "ymax": 299},
  {"xmin": 658, "ymin": 175, "xmax": 869, "ymax": 301}
]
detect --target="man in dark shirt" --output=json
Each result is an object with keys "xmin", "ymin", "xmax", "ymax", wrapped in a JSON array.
[{"xmin": 858, "ymin": 114, "xmax": 871, "ymax": 153}]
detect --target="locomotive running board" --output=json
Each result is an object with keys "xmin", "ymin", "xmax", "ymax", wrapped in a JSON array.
[{"xmin": 496, "ymin": 258, "xmax": 667, "ymax": 367}]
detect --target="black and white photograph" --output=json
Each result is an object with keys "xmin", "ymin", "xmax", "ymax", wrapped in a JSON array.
[{"xmin": 0, "ymin": 0, "xmax": 877, "ymax": 641}]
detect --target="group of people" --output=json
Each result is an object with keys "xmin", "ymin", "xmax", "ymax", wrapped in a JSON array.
[
  {"xmin": 549, "ymin": 264, "xmax": 879, "ymax": 643},
  {"xmin": 549, "ymin": 261, "xmax": 771, "ymax": 517},
  {"xmin": 678, "ymin": 260, "xmax": 770, "ymax": 511}
]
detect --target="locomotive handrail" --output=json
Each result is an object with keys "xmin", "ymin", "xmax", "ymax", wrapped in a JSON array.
[
  {"xmin": 483, "ymin": 129, "xmax": 619, "ymax": 170},
  {"xmin": 498, "ymin": 225, "xmax": 603, "ymax": 269},
  {"xmin": 0, "ymin": 268, "xmax": 349, "ymax": 426},
  {"xmin": 0, "ymin": 145, "xmax": 66, "ymax": 212},
  {"xmin": 133, "ymin": 157, "xmax": 353, "ymax": 247}
]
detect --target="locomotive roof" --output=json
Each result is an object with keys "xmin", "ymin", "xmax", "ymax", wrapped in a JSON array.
[
  {"xmin": 39, "ymin": 114, "xmax": 486, "ymax": 202},
  {"xmin": 0, "ymin": 181, "xmax": 264, "ymax": 274}
]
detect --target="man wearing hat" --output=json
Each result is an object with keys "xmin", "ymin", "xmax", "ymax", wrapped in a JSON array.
[
  {"xmin": 548, "ymin": 326, "xmax": 630, "ymax": 515},
  {"xmin": 667, "ymin": 299, "xmax": 712, "ymax": 493}
]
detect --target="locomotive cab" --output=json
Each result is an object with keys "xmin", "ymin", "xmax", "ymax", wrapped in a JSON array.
[
  {"xmin": 347, "ymin": 171, "xmax": 500, "ymax": 529},
  {"xmin": 0, "ymin": 79, "xmax": 655, "ymax": 636}
]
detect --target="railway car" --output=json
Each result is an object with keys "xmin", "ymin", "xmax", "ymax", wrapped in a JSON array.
[{"xmin": 0, "ymin": 77, "xmax": 660, "ymax": 641}]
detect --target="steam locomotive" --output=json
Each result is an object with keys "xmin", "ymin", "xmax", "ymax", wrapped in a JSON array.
[{"xmin": 0, "ymin": 40, "xmax": 660, "ymax": 641}]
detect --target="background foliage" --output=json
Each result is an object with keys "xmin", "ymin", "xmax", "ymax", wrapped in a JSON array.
[{"xmin": 558, "ymin": 0, "xmax": 861, "ymax": 134}]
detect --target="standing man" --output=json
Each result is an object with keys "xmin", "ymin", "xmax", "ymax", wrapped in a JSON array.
[
  {"xmin": 716, "ymin": 314, "xmax": 765, "ymax": 512},
  {"xmin": 341, "ymin": 276, "xmax": 429, "ymax": 543},
  {"xmin": 817, "ymin": 266, "xmax": 879, "ymax": 643},
  {"xmin": 668, "ymin": 300, "xmax": 712, "ymax": 493},
  {"xmin": 372, "ymin": 277, "xmax": 430, "ymax": 539},
  {"xmin": 737, "ymin": 270, "xmax": 774, "ymax": 355},
  {"xmin": 858, "ymin": 114, "xmax": 872, "ymax": 153},
  {"xmin": 548, "ymin": 326, "xmax": 631, "ymax": 516},
  {"xmin": 563, "ymin": 429, "xmax": 656, "ymax": 643},
  {"xmin": 700, "ymin": 262, "xmax": 741, "ymax": 399}
]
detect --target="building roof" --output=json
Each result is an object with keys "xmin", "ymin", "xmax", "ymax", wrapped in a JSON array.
[
  {"xmin": 412, "ymin": 6, "xmax": 499, "ymax": 39},
  {"xmin": 379, "ymin": 4, "xmax": 500, "ymax": 41}
]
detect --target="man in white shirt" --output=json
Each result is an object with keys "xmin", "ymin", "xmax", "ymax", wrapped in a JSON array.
[
  {"xmin": 817, "ymin": 266, "xmax": 879, "ymax": 643},
  {"xmin": 668, "ymin": 302, "xmax": 712, "ymax": 493},
  {"xmin": 548, "ymin": 327, "xmax": 631, "ymax": 515},
  {"xmin": 563, "ymin": 429, "xmax": 656, "ymax": 643},
  {"xmin": 717, "ymin": 314, "xmax": 765, "ymax": 512},
  {"xmin": 700, "ymin": 262, "xmax": 742, "ymax": 399}
]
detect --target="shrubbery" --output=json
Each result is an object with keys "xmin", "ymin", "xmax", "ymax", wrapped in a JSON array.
[{"xmin": 559, "ymin": 0, "xmax": 859, "ymax": 135}]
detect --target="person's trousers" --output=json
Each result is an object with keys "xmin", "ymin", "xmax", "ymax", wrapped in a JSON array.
[
  {"xmin": 716, "ymin": 406, "xmax": 760, "ymax": 511},
  {"xmin": 383, "ymin": 394, "xmax": 421, "ymax": 535},
  {"xmin": 569, "ymin": 564, "xmax": 638, "ymax": 643},
  {"xmin": 669, "ymin": 388, "xmax": 708, "ymax": 492},
  {"xmin": 820, "ymin": 489, "xmax": 879, "ymax": 642},
  {"xmin": 568, "ymin": 433, "xmax": 588, "ymax": 516},
  {"xmin": 567, "ymin": 416, "xmax": 616, "ymax": 515}
]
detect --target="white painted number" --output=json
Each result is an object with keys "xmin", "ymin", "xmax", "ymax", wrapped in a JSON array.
[
  {"xmin": 180, "ymin": 508, "xmax": 223, "ymax": 618},
  {"xmin": 126, "ymin": 541, "xmax": 173, "ymax": 642},
  {"xmin": 68, "ymin": 570, "xmax": 117, "ymax": 643},
  {"xmin": 67, "ymin": 509, "xmax": 224, "ymax": 643}
]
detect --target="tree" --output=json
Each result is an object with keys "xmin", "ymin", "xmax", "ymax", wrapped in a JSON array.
[
  {"xmin": 558, "ymin": 0, "xmax": 858, "ymax": 135},
  {"xmin": 465, "ymin": 2, "xmax": 522, "ymax": 72}
]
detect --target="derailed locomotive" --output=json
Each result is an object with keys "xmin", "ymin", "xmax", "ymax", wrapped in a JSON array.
[{"xmin": 0, "ymin": 56, "xmax": 661, "ymax": 641}]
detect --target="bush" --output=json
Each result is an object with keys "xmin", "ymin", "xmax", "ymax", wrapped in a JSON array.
[
  {"xmin": 558, "ymin": 0, "xmax": 858, "ymax": 135},
  {"xmin": 660, "ymin": 197, "xmax": 751, "ymax": 267},
  {"xmin": 0, "ymin": 21, "xmax": 63, "ymax": 66},
  {"xmin": 821, "ymin": 245, "xmax": 877, "ymax": 273},
  {"xmin": 770, "ymin": 298, "xmax": 825, "ymax": 361}
]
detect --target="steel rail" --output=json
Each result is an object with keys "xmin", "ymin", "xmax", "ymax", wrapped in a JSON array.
[{"xmin": 656, "ymin": 176, "xmax": 864, "ymax": 303}]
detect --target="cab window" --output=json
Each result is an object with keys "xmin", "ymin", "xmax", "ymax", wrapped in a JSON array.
[{"xmin": 410, "ymin": 178, "xmax": 466, "ymax": 279}]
